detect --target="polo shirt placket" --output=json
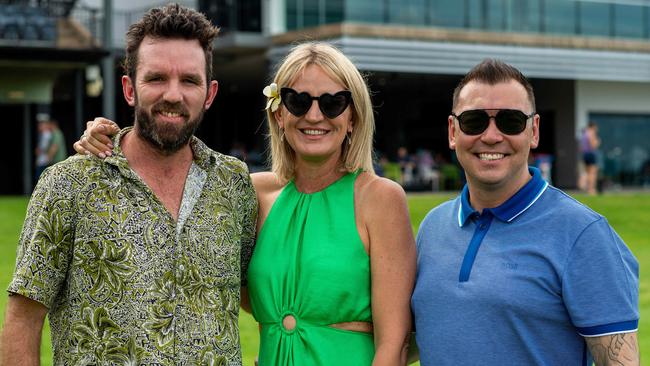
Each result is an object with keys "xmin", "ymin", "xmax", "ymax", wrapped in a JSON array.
[{"xmin": 456, "ymin": 168, "xmax": 548, "ymax": 283}]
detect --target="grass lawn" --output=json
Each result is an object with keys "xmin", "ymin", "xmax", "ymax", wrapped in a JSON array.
[{"xmin": 0, "ymin": 192, "xmax": 647, "ymax": 365}]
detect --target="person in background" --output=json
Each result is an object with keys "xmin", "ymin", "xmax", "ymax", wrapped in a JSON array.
[
  {"xmin": 229, "ymin": 140, "xmax": 247, "ymax": 162},
  {"xmin": 73, "ymin": 41, "xmax": 417, "ymax": 366},
  {"xmin": 34, "ymin": 116, "xmax": 52, "ymax": 181},
  {"xmin": 412, "ymin": 59, "xmax": 639, "ymax": 366},
  {"xmin": 34, "ymin": 116, "xmax": 67, "ymax": 182},
  {"xmin": 48, "ymin": 119, "xmax": 67, "ymax": 164},
  {"xmin": 581, "ymin": 121, "xmax": 601, "ymax": 195},
  {"xmin": 416, "ymin": 148, "xmax": 439, "ymax": 191},
  {"xmin": 397, "ymin": 146, "xmax": 415, "ymax": 187},
  {"xmin": 2, "ymin": 5, "xmax": 256, "ymax": 365}
]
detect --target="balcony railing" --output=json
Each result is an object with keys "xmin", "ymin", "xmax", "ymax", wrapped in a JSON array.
[{"xmin": 285, "ymin": 0, "xmax": 650, "ymax": 40}]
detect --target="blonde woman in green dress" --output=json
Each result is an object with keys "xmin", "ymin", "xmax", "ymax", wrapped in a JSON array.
[{"xmin": 74, "ymin": 41, "xmax": 416, "ymax": 366}]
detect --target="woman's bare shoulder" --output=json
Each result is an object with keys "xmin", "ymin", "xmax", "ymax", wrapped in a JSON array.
[
  {"xmin": 355, "ymin": 172, "xmax": 406, "ymax": 204},
  {"xmin": 251, "ymin": 171, "xmax": 286, "ymax": 197}
]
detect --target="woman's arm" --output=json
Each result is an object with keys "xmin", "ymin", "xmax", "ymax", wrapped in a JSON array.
[
  {"xmin": 241, "ymin": 286, "xmax": 253, "ymax": 313},
  {"xmin": 360, "ymin": 177, "xmax": 417, "ymax": 366},
  {"xmin": 73, "ymin": 117, "xmax": 120, "ymax": 157}
]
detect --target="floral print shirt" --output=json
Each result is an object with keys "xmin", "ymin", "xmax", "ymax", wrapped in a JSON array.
[{"xmin": 9, "ymin": 127, "xmax": 257, "ymax": 365}]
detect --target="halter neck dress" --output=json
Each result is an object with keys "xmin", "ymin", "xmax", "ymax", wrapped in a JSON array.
[{"xmin": 247, "ymin": 171, "xmax": 374, "ymax": 365}]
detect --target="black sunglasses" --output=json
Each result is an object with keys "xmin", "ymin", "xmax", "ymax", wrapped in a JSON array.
[
  {"xmin": 451, "ymin": 109, "xmax": 534, "ymax": 135},
  {"xmin": 280, "ymin": 87, "xmax": 352, "ymax": 119}
]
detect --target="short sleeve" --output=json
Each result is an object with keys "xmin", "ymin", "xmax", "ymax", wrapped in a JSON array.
[
  {"xmin": 562, "ymin": 217, "xmax": 639, "ymax": 336},
  {"xmin": 8, "ymin": 166, "xmax": 76, "ymax": 309},
  {"xmin": 238, "ymin": 168, "xmax": 258, "ymax": 287}
]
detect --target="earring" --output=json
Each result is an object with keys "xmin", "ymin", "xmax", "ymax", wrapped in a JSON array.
[
  {"xmin": 346, "ymin": 131, "xmax": 352, "ymax": 145},
  {"xmin": 280, "ymin": 128, "xmax": 285, "ymax": 143}
]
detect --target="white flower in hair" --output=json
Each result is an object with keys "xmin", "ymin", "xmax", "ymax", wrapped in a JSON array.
[{"xmin": 263, "ymin": 83, "xmax": 281, "ymax": 112}]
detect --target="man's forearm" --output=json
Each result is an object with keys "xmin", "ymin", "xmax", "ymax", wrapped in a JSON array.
[
  {"xmin": 586, "ymin": 332, "xmax": 639, "ymax": 366},
  {"xmin": 1, "ymin": 295, "xmax": 47, "ymax": 366}
]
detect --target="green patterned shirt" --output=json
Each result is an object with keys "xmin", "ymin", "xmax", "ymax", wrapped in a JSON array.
[{"xmin": 9, "ymin": 128, "xmax": 257, "ymax": 365}]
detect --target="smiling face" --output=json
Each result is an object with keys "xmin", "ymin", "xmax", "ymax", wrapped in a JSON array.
[
  {"xmin": 275, "ymin": 64, "xmax": 353, "ymax": 165},
  {"xmin": 449, "ymin": 79, "xmax": 539, "ymax": 196},
  {"xmin": 122, "ymin": 36, "xmax": 218, "ymax": 154}
]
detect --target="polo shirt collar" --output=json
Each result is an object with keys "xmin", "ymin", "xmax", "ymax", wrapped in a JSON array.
[{"xmin": 458, "ymin": 167, "xmax": 549, "ymax": 226}]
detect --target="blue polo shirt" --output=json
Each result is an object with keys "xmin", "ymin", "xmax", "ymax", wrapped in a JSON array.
[{"xmin": 412, "ymin": 167, "xmax": 638, "ymax": 366}]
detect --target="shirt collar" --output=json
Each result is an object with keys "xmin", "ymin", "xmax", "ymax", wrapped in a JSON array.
[
  {"xmin": 105, "ymin": 126, "xmax": 216, "ymax": 171},
  {"xmin": 458, "ymin": 167, "xmax": 549, "ymax": 227}
]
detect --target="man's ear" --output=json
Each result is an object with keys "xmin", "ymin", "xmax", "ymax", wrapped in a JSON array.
[
  {"xmin": 204, "ymin": 80, "xmax": 218, "ymax": 110},
  {"xmin": 530, "ymin": 114, "xmax": 540, "ymax": 149},
  {"xmin": 448, "ymin": 115, "xmax": 457, "ymax": 150},
  {"xmin": 122, "ymin": 75, "xmax": 136, "ymax": 107}
]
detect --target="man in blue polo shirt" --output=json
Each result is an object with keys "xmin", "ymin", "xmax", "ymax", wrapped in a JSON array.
[{"xmin": 411, "ymin": 59, "xmax": 639, "ymax": 365}]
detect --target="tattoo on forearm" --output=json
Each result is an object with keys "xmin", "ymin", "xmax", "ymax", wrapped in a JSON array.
[{"xmin": 586, "ymin": 333, "xmax": 639, "ymax": 366}]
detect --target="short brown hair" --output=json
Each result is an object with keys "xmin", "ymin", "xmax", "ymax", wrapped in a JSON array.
[
  {"xmin": 452, "ymin": 59, "xmax": 536, "ymax": 112},
  {"xmin": 123, "ymin": 3, "xmax": 219, "ymax": 84}
]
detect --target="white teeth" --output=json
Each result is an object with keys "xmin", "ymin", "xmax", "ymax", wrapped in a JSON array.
[
  {"xmin": 479, "ymin": 153, "xmax": 505, "ymax": 161},
  {"xmin": 302, "ymin": 129, "xmax": 326, "ymax": 135},
  {"xmin": 161, "ymin": 111, "xmax": 181, "ymax": 117}
]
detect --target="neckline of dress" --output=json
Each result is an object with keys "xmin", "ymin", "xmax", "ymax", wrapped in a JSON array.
[{"xmin": 289, "ymin": 170, "xmax": 356, "ymax": 195}]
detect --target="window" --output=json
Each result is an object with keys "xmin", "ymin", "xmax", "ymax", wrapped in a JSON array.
[
  {"xmin": 467, "ymin": 0, "xmax": 485, "ymax": 29},
  {"xmin": 486, "ymin": 0, "xmax": 507, "ymax": 31},
  {"xmin": 614, "ymin": 4, "xmax": 644, "ymax": 39},
  {"xmin": 579, "ymin": 2, "xmax": 611, "ymax": 37},
  {"xmin": 590, "ymin": 114, "xmax": 650, "ymax": 187},
  {"xmin": 286, "ymin": 0, "xmax": 298, "ymax": 30},
  {"xmin": 544, "ymin": 0, "xmax": 576, "ymax": 35},
  {"xmin": 512, "ymin": 0, "xmax": 542, "ymax": 33},
  {"xmin": 325, "ymin": 0, "xmax": 344, "ymax": 24},
  {"xmin": 303, "ymin": 0, "xmax": 320, "ymax": 27},
  {"xmin": 387, "ymin": 0, "xmax": 427, "ymax": 25},
  {"xmin": 430, "ymin": 0, "xmax": 465, "ymax": 28},
  {"xmin": 346, "ymin": 0, "xmax": 384, "ymax": 23}
]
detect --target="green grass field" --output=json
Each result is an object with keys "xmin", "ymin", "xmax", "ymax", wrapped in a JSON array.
[{"xmin": 0, "ymin": 192, "xmax": 647, "ymax": 365}]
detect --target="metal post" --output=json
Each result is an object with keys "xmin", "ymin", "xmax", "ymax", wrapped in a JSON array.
[
  {"xmin": 75, "ymin": 69, "xmax": 84, "ymax": 139},
  {"xmin": 610, "ymin": 3, "xmax": 616, "ymax": 37},
  {"xmin": 575, "ymin": 0, "xmax": 581, "ymax": 35},
  {"xmin": 23, "ymin": 104, "xmax": 32, "ymax": 195},
  {"xmin": 384, "ymin": 0, "xmax": 389, "ymax": 23},
  {"xmin": 102, "ymin": 0, "xmax": 115, "ymax": 120}
]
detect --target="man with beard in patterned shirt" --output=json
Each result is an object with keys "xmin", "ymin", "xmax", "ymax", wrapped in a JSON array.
[{"xmin": 2, "ymin": 4, "xmax": 257, "ymax": 365}]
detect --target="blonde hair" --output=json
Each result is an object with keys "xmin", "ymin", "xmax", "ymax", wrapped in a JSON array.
[{"xmin": 266, "ymin": 42, "xmax": 375, "ymax": 181}]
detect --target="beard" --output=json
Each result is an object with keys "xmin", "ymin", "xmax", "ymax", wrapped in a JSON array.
[{"xmin": 134, "ymin": 98, "xmax": 205, "ymax": 155}]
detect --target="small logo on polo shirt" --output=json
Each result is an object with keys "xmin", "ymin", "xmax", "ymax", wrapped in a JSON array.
[{"xmin": 502, "ymin": 262, "xmax": 519, "ymax": 270}]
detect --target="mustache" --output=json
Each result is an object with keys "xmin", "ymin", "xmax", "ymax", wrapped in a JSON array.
[{"xmin": 151, "ymin": 101, "xmax": 189, "ymax": 116}]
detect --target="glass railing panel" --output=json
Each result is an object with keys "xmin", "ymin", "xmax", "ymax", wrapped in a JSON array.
[
  {"xmin": 614, "ymin": 4, "xmax": 645, "ymax": 39},
  {"xmin": 579, "ymin": 2, "xmax": 611, "ymax": 37},
  {"xmin": 544, "ymin": 0, "xmax": 577, "ymax": 35},
  {"xmin": 387, "ymin": 0, "xmax": 427, "ymax": 25},
  {"xmin": 346, "ymin": 0, "xmax": 385, "ymax": 23},
  {"xmin": 429, "ymin": 0, "xmax": 465, "ymax": 28}
]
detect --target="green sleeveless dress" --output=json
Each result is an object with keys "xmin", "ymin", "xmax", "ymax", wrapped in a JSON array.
[{"xmin": 247, "ymin": 171, "xmax": 374, "ymax": 365}]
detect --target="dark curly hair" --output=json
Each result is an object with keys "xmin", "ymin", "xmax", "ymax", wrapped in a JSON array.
[{"xmin": 123, "ymin": 3, "xmax": 219, "ymax": 84}]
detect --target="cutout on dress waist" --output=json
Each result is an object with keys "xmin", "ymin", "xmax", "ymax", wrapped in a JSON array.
[{"xmin": 328, "ymin": 321, "xmax": 373, "ymax": 334}]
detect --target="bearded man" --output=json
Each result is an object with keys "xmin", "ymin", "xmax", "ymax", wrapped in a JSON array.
[{"xmin": 1, "ymin": 4, "xmax": 257, "ymax": 365}]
